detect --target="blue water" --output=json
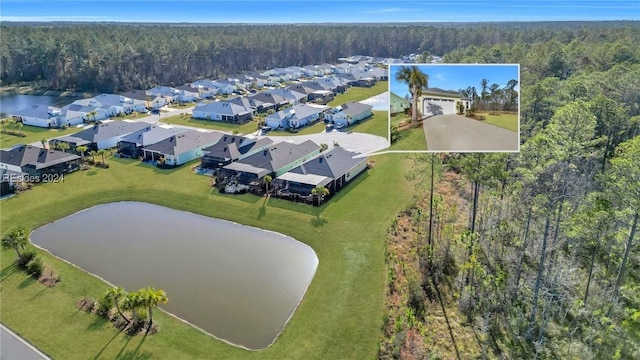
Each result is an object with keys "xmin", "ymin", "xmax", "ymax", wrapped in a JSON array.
[{"xmin": 0, "ymin": 94, "xmax": 84, "ymax": 117}]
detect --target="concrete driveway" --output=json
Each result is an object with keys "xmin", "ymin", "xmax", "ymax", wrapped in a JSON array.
[{"xmin": 423, "ymin": 114, "xmax": 519, "ymax": 152}]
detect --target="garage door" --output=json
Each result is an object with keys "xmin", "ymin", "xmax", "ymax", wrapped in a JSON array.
[{"xmin": 423, "ymin": 98, "xmax": 456, "ymax": 116}]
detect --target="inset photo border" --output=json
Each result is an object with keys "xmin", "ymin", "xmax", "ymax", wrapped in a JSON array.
[{"xmin": 388, "ymin": 63, "xmax": 520, "ymax": 153}]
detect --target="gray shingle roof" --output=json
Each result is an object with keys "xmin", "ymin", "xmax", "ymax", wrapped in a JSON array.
[
  {"xmin": 193, "ymin": 101, "xmax": 252, "ymax": 116},
  {"xmin": 289, "ymin": 147, "xmax": 365, "ymax": 179},
  {"xmin": 234, "ymin": 140, "xmax": 320, "ymax": 173},
  {"xmin": 336, "ymin": 102, "xmax": 373, "ymax": 117},
  {"xmin": 62, "ymin": 121, "xmax": 150, "ymax": 143},
  {"xmin": 119, "ymin": 126, "xmax": 190, "ymax": 147},
  {"xmin": 143, "ymin": 130, "xmax": 224, "ymax": 156},
  {"xmin": 202, "ymin": 135, "xmax": 273, "ymax": 162},
  {"xmin": 1, "ymin": 144, "xmax": 80, "ymax": 170},
  {"xmin": 10, "ymin": 104, "xmax": 59, "ymax": 119}
]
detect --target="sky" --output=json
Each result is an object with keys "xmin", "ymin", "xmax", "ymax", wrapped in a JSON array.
[
  {"xmin": 390, "ymin": 65, "xmax": 520, "ymax": 99},
  {"xmin": 0, "ymin": 1, "xmax": 638, "ymax": 23}
]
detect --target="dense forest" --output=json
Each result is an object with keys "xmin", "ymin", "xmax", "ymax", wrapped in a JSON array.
[
  {"xmin": 1, "ymin": 22, "xmax": 639, "ymax": 93},
  {"xmin": 380, "ymin": 24, "xmax": 640, "ymax": 359}
]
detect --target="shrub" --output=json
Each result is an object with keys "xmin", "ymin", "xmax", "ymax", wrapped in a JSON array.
[
  {"xmin": 40, "ymin": 266, "xmax": 62, "ymax": 287},
  {"xmin": 76, "ymin": 296, "xmax": 97, "ymax": 312},
  {"xmin": 59, "ymin": 124, "xmax": 68, "ymax": 130},
  {"xmin": 26, "ymin": 257, "xmax": 44, "ymax": 277},
  {"xmin": 18, "ymin": 249, "xmax": 37, "ymax": 269}
]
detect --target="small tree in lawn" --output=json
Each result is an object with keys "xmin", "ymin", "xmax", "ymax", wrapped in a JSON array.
[
  {"xmin": 15, "ymin": 122, "xmax": 23, "ymax": 136},
  {"xmin": 76, "ymin": 145, "xmax": 88, "ymax": 164},
  {"xmin": 320, "ymin": 143, "xmax": 329, "ymax": 152},
  {"xmin": 0, "ymin": 119, "xmax": 7, "ymax": 133},
  {"xmin": 263, "ymin": 175, "xmax": 272, "ymax": 195},
  {"xmin": 312, "ymin": 185, "xmax": 330, "ymax": 205},
  {"xmin": 1, "ymin": 226, "xmax": 29, "ymax": 261},
  {"xmin": 41, "ymin": 138, "xmax": 48, "ymax": 149},
  {"xmin": 96, "ymin": 149, "xmax": 109, "ymax": 166}
]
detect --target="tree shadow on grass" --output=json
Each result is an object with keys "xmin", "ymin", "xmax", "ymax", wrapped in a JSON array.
[
  {"xmin": 257, "ymin": 196, "xmax": 269, "ymax": 219},
  {"xmin": 1, "ymin": 262, "xmax": 18, "ymax": 281},
  {"xmin": 92, "ymin": 330, "xmax": 123, "ymax": 360},
  {"xmin": 118, "ymin": 333, "xmax": 152, "ymax": 360},
  {"xmin": 88, "ymin": 316, "xmax": 110, "ymax": 332},
  {"xmin": 18, "ymin": 275, "xmax": 36, "ymax": 289}
]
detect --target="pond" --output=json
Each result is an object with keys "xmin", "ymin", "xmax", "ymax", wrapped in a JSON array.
[
  {"xmin": 30, "ymin": 201, "xmax": 319, "ymax": 350},
  {"xmin": 0, "ymin": 94, "xmax": 84, "ymax": 118}
]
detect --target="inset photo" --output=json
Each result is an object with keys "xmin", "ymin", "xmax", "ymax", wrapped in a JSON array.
[{"xmin": 389, "ymin": 64, "xmax": 519, "ymax": 152}]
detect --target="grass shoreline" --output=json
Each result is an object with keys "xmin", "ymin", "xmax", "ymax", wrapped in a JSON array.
[{"xmin": 1, "ymin": 153, "xmax": 415, "ymax": 359}]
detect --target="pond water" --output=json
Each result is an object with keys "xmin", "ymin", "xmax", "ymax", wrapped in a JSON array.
[
  {"xmin": 30, "ymin": 201, "xmax": 319, "ymax": 350},
  {"xmin": 0, "ymin": 94, "xmax": 84, "ymax": 118}
]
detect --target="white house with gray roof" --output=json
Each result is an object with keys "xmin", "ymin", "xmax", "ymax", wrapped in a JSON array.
[
  {"xmin": 11, "ymin": 104, "xmax": 61, "ymax": 128},
  {"xmin": 192, "ymin": 101, "xmax": 254, "ymax": 123},
  {"xmin": 142, "ymin": 130, "xmax": 224, "ymax": 166},
  {"xmin": 117, "ymin": 125, "xmax": 190, "ymax": 158},
  {"xmin": 325, "ymin": 102, "xmax": 373, "ymax": 127},
  {"xmin": 265, "ymin": 104, "xmax": 328, "ymax": 130},
  {"xmin": 51, "ymin": 120, "xmax": 149, "ymax": 152}
]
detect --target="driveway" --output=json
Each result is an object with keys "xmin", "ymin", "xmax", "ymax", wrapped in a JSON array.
[
  {"xmin": 423, "ymin": 114, "xmax": 519, "ymax": 152},
  {"xmin": 1, "ymin": 324, "xmax": 51, "ymax": 360}
]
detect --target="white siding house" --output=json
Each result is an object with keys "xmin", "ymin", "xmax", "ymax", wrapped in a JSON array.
[{"xmin": 11, "ymin": 105, "xmax": 60, "ymax": 128}]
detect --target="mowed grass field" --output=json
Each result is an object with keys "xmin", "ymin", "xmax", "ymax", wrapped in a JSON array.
[
  {"xmin": 476, "ymin": 112, "xmax": 519, "ymax": 132},
  {"xmin": 0, "ymin": 124, "xmax": 82, "ymax": 149},
  {"xmin": 389, "ymin": 113, "xmax": 427, "ymax": 151},
  {"xmin": 0, "ymin": 151, "xmax": 416, "ymax": 359}
]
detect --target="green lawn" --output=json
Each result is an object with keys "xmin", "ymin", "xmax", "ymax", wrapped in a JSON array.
[
  {"xmin": 476, "ymin": 112, "xmax": 519, "ymax": 132},
  {"xmin": 328, "ymin": 81, "xmax": 388, "ymax": 106},
  {"xmin": 0, "ymin": 152, "xmax": 417, "ymax": 359},
  {"xmin": 389, "ymin": 114, "xmax": 427, "ymax": 151},
  {"xmin": 0, "ymin": 124, "xmax": 82, "ymax": 149},
  {"xmin": 389, "ymin": 126, "xmax": 427, "ymax": 151}
]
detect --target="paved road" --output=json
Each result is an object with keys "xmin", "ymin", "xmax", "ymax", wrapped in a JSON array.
[
  {"xmin": 423, "ymin": 114, "xmax": 519, "ymax": 152},
  {"xmin": 1, "ymin": 324, "xmax": 51, "ymax": 360}
]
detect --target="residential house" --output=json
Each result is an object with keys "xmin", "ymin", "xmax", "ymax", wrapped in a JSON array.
[
  {"xmin": 264, "ymin": 104, "xmax": 328, "ymax": 130},
  {"xmin": 93, "ymin": 93, "xmax": 146, "ymax": 115},
  {"xmin": 325, "ymin": 102, "xmax": 373, "ymax": 127},
  {"xmin": 265, "ymin": 88, "xmax": 307, "ymax": 105},
  {"xmin": 11, "ymin": 104, "xmax": 60, "ymax": 128},
  {"xmin": 247, "ymin": 92, "xmax": 289, "ymax": 112},
  {"xmin": 200, "ymin": 135, "xmax": 273, "ymax": 169},
  {"xmin": 218, "ymin": 140, "xmax": 321, "ymax": 185},
  {"xmin": 0, "ymin": 144, "xmax": 81, "ymax": 179},
  {"xmin": 273, "ymin": 147, "xmax": 368, "ymax": 196},
  {"xmin": 390, "ymin": 92, "xmax": 410, "ymax": 115},
  {"xmin": 147, "ymin": 86, "xmax": 180, "ymax": 103},
  {"xmin": 52, "ymin": 120, "xmax": 149, "ymax": 152},
  {"xmin": 192, "ymin": 101, "xmax": 254, "ymax": 123},
  {"xmin": 117, "ymin": 125, "xmax": 190, "ymax": 158},
  {"xmin": 188, "ymin": 82, "xmax": 218, "ymax": 98},
  {"xmin": 58, "ymin": 103, "xmax": 104, "ymax": 126},
  {"xmin": 366, "ymin": 67, "xmax": 389, "ymax": 81},
  {"xmin": 119, "ymin": 90, "xmax": 166, "ymax": 109},
  {"xmin": 142, "ymin": 130, "xmax": 224, "ymax": 166},
  {"xmin": 350, "ymin": 70, "xmax": 377, "ymax": 87},
  {"xmin": 318, "ymin": 76, "xmax": 348, "ymax": 94},
  {"xmin": 419, "ymin": 87, "xmax": 470, "ymax": 116},
  {"xmin": 175, "ymin": 84, "xmax": 201, "ymax": 103},
  {"xmin": 210, "ymin": 80, "xmax": 236, "ymax": 95},
  {"xmin": 302, "ymin": 65, "xmax": 325, "ymax": 77},
  {"xmin": 286, "ymin": 84, "xmax": 324, "ymax": 103}
]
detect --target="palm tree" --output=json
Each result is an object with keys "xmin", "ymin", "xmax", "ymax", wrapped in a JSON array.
[
  {"xmin": 88, "ymin": 110, "xmax": 98, "ymax": 123},
  {"xmin": 89, "ymin": 150, "xmax": 97, "ymax": 164},
  {"xmin": 311, "ymin": 185, "xmax": 330, "ymax": 205},
  {"xmin": 96, "ymin": 149, "xmax": 109, "ymax": 166},
  {"xmin": 40, "ymin": 138, "xmax": 48, "ymax": 149},
  {"xmin": 480, "ymin": 78, "xmax": 489, "ymax": 110},
  {"xmin": 122, "ymin": 291, "xmax": 144, "ymax": 327},
  {"xmin": 263, "ymin": 175, "xmax": 272, "ymax": 195},
  {"xmin": 76, "ymin": 145, "xmax": 88, "ymax": 164},
  {"xmin": 56, "ymin": 142, "xmax": 70, "ymax": 153},
  {"xmin": 15, "ymin": 122, "xmax": 23, "ymax": 136},
  {"xmin": 0, "ymin": 118, "xmax": 7, "ymax": 133},
  {"xmin": 105, "ymin": 286, "xmax": 130, "ymax": 324},
  {"xmin": 395, "ymin": 66, "xmax": 429, "ymax": 123},
  {"xmin": 139, "ymin": 287, "xmax": 168, "ymax": 333},
  {"xmin": 1, "ymin": 226, "xmax": 29, "ymax": 260}
]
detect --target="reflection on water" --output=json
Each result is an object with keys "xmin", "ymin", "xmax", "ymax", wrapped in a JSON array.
[
  {"xmin": 30, "ymin": 201, "xmax": 318, "ymax": 350},
  {"xmin": 0, "ymin": 94, "xmax": 84, "ymax": 118}
]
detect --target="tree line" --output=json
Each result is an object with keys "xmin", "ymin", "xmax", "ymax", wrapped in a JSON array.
[
  {"xmin": 1, "ymin": 22, "xmax": 638, "ymax": 93},
  {"xmin": 381, "ymin": 23, "xmax": 640, "ymax": 359}
]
